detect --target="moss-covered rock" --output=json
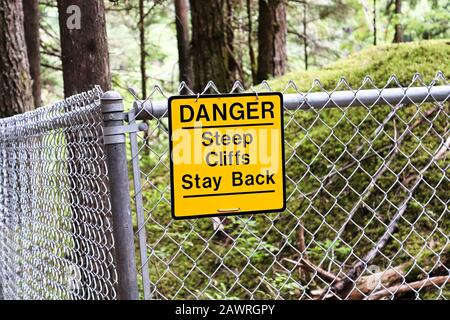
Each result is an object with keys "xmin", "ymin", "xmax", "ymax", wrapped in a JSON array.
[{"xmin": 269, "ymin": 40, "xmax": 450, "ymax": 91}]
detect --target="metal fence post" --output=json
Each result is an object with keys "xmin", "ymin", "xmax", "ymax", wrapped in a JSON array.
[{"xmin": 101, "ymin": 91, "xmax": 139, "ymax": 300}]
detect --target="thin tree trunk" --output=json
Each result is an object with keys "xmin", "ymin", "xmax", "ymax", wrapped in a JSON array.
[
  {"xmin": 139, "ymin": 0, "xmax": 147, "ymax": 98},
  {"xmin": 256, "ymin": 0, "xmax": 287, "ymax": 83},
  {"xmin": 226, "ymin": 0, "xmax": 236, "ymax": 84},
  {"xmin": 23, "ymin": 0, "xmax": 41, "ymax": 108},
  {"xmin": 225, "ymin": 0, "xmax": 243, "ymax": 85},
  {"xmin": 175, "ymin": 0, "xmax": 192, "ymax": 90},
  {"xmin": 57, "ymin": 0, "xmax": 111, "ymax": 96},
  {"xmin": 138, "ymin": 0, "xmax": 151, "ymax": 149},
  {"xmin": 0, "ymin": 0, "xmax": 34, "ymax": 117},
  {"xmin": 393, "ymin": 0, "xmax": 403, "ymax": 43},
  {"xmin": 246, "ymin": 0, "xmax": 257, "ymax": 84},
  {"xmin": 190, "ymin": 0, "xmax": 231, "ymax": 92},
  {"xmin": 303, "ymin": 1, "xmax": 308, "ymax": 71},
  {"xmin": 373, "ymin": 0, "xmax": 377, "ymax": 46}
]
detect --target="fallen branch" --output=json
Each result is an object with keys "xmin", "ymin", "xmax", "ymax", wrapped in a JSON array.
[
  {"xmin": 367, "ymin": 275, "xmax": 449, "ymax": 300},
  {"xmin": 435, "ymin": 134, "xmax": 450, "ymax": 160},
  {"xmin": 296, "ymin": 221, "xmax": 309, "ymax": 281},
  {"xmin": 311, "ymin": 263, "xmax": 408, "ymax": 299},
  {"xmin": 347, "ymin": 263, "xmax": 407, "ymax": 299},
  {"xmin": 283, "ymin": 258, "xmax": 341, "ymax": 284},
  {"xmin": 326, "ymin": 203, "xmax": 408, "ymax": 298}
]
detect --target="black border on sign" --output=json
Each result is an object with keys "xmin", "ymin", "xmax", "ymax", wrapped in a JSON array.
[{"xmin": 168, "ymin": 92, "xmax": 286, "ymax": 220}]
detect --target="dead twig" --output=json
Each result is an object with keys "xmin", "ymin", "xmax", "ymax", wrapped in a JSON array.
[
  {"xmin": 296, "ymin": 221, "xmax": 309, "ymax": 281},
  {"xmin": 283, "ymin": 258, "xmax": 341, "ymax": 284}
]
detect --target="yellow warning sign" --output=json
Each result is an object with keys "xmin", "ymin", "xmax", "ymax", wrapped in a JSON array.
[{"xmin": 168, "ymin": 93, "xmax": 285, "ymax": 219}]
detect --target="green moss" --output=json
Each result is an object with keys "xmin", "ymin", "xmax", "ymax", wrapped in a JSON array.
[{"xmin": 269, "ymin": 40, "xmax": 450, "ymax": 91}]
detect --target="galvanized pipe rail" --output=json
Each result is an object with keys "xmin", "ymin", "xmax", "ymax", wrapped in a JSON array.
[
  {"xmin": 101, "ymin": 91, "xmax": 139, "ymax": 300},
  {"xmin": 133, "ymin": 85, "xmax": 450, "ymax": 120}
]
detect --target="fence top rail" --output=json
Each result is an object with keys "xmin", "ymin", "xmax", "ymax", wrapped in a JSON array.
[{"xmin": 132, "ymin": 84, "xmax": 450, "ymax": 120}]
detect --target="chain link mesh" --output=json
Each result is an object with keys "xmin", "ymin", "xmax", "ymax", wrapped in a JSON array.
[
  {"xmin": 0, "ymin": 87, "xmax": 117, "ymax": 300},
  {"xmin": 130, "ymin": 73, "xmax": 449, "ymax": 300},
  {"xmin": 0, "ymin": 74, "xmax": 448, "ymax": 301}
]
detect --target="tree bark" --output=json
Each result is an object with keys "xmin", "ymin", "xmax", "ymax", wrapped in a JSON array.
[
  {"xmin": 0, "ymin": 0, "xmax": 34, "ymax": 117},
  {"xmin": 175, "ymin": 0, "xmax": 193, "ymax": 90},
  {"xmin": 373, "ymin": 0, "xmax": 377, "ymax": 46},
  {"xmin": 303, "ymin": 1, "xmax": 308, "ymax": 70},
  {"xmin": 190, "ymin": 0, "xmax": 231, "ymax": 92},
  {"xmin": 246, "ymin": 0, "xmax": 257, "ymax": 84},
  {"xmin": 57, "ymin": 0, "xmax": 111, "ymax": 96},
  {"xmin": 139, "ymin": 0, "xmax": 147, "ymax": 98},
  {"xmin": 256, "ymin": 0, "xmax": 287, "ymax": 83},
  {"xmin": 393, "ymin": 0, "xmax": 403, "ymax": 43},
  {"xmin": 225, "ymin": 0, "xmax": 243, "ymax": 85},
  {"xmin": 57, "ymin": 0, "xmax": 113, "ymax": 300},
  {"xmin": 23, "ymin": 0, "xmax": 41, "ymax": 108}
]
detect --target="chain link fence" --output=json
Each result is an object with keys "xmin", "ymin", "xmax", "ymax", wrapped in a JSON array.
[
  {"xmin": 129, "ymin": 73, "xmax": 449, "ymax": 300},
  {"xmin": 0, "ymin": 74, "xmax": 449, "ymax": 300},
  {"xmin": 0, "ymin": 87, "xmax": 117, "ymax": 300}
]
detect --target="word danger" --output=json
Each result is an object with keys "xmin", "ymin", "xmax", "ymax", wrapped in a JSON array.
[
  {"xmin": 182, "ymin": 171, "xmax": 275, "ymax": 191},
  {"xmin": 180, "ymin": 100, "xmax": 275, "ymax": 123}
]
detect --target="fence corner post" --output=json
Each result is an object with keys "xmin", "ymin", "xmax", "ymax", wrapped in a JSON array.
[{"xmin": 101, "ymin": 91, "xmax": 139, "ymax": 300}]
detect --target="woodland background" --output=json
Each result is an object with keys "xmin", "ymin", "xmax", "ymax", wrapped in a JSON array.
[{"xmin": 1, "ymin": 0, "xmax": 449, "ymax": 114}]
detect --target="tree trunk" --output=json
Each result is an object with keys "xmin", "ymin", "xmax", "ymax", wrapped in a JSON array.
[
  {"xmin": 303, "ymin": 1, "xmax": 308, "ymax": 71},
  {"xmin": 225, "ymin": 0, "xmax": 243, "ymax": 85},
  {"xmin": 23, "ymin": 0, "xmax": 41, "ymax": 108},
  {"xmin": 256, "ymin": 0, "xmax": 287, "ymax": 83},
  {"xmin": 393, "ymin": 0, "xmax": 403, "ymax": 43},
  {"xmin": 139, "ymin": 0, "xmax": 147, "ymax": 98},
  {"xmin": 373, "ymin": 0, "xmax": 377, "ymax": 46},
  {"xmin": 0, "ymin": 0, "xmax": 34, "ymax": 117},
  {"xmin": 57, "ymin": 0, "xmax": 113, "ymax": 300},
  {"xmin": 138, "ymin": 0, "xmax": 152, "ymax": 152},
  {"xmin": 175, "ymin": 0, "xmax": 193, "ymax": 90},
  {"xmin": 57, "ymin": 0, "xmax": 111, "ymax": 96},
  {"xmin": 190, "ymin": 0, "xmax": 231, "ymax": 92},
  {"xmin": 246, "ymin": 0, "xmax": 257, "ymax": 84}
]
